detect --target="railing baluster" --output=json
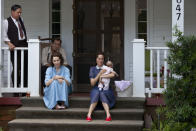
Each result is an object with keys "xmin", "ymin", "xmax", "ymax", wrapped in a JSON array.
[
  {"xmin": 150, "ymin": 49, "xmax": 153, "ymax": 97},
  {"xmin": 145, "ymin": 47, "xmax": 169, "ymax": 97},
  {"xmin": 0, "ymin": 50, "xmax": 4, "ymax": 88},
  {"xmin": 21, "ymin": 50, "xmax": 24, "ymax": 88},
  {"xmin": 164, "ymin": 50, "xmax": 168, "ymax": 89},
  {"xmin": 1, "ymin": 47, "xmax": 28, "ymax": 95},
  {"xmin": 8, "ymin": 50, "xmax": 11, "ymax": 88},
  {"xmin": 157, "ymin": 50, "xmax": 160, "ymax": 92},
  {"xmin": 14, "ymin": 50, "xmax": 17, "ymax": 88}
]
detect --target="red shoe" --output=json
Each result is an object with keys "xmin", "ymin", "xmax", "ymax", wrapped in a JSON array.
[
  {"xmin": 86, "ymin": 116, "xmax": 92, "ymax": 122},
  {"xmin": 105, "ymin": 116, "xmax": 112, "ymax": 121}
]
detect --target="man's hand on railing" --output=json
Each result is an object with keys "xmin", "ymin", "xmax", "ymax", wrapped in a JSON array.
[{"xmin": 6, "ymin": 42, "xmax": 15, "ymax": 51}]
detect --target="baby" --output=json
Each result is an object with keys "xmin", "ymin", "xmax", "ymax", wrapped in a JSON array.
[{"xmin": 98, "ymin": 61, "xmax": 117, "ymax": 91}]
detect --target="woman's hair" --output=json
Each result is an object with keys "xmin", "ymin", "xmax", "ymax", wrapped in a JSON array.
[
  {"xmin": 96, "ymin": 52, "xmax": 104, "ymax": 59},
  {"xmin": 50, "ymin": 52, "xmax": 64, "ymax": 66}
]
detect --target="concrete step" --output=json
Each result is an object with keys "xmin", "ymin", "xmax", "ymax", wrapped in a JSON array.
[
  {"xmin": 16, "ymin": 107, "xmax": 144, "ymax": 120},
  {"xmin": 8, "ymin": 119, "xmax": 144, "ymax": 131},
  {"xmin": 20, "ymin": 96, "xmax": 145, "ymax": 109}
]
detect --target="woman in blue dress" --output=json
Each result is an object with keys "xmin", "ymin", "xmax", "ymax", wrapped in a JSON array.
[
  {"xmin": 86, "ymin": 53, "xmax": 116, "ymax": 121},
  {"xmin": 43, "ymin": 52, "xmax": 71, "ymax": 110}
]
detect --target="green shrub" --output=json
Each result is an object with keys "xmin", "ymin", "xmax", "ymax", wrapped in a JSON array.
[
  {"xmin": 147, "ymin": 27, "xmax": 196, "ymax": 131},
  {"xmin": 148, "ymin": 118, "xmax": 196, "ymax": 131},
  {"xmin": 164, "ymin": 28, "xmax": 196, "ymax": 123}
]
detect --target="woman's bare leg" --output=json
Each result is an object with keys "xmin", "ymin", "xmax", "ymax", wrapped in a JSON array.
[
  {"xmin": 87, "ymin": 102, "xmax": 98, "ymax": 117},
  {"xmin": 102, "ymin": 102, "xmax": 111, "ymax": 118}
]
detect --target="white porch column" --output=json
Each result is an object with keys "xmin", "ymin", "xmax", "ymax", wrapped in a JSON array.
[
  {"xmin": 172, "ymin": 0, "xmax": 184, "ymax": 42},
  {"xmin": 28, "ymin": 39, "xmax": 40, "ymax": 96},
  {"xmin": 132, "ymin": 39, "xmax": 145, "ymax": 97},
  {"xmin": 0, "ymin": 0, "xmax": 4, "ymax": 97}
]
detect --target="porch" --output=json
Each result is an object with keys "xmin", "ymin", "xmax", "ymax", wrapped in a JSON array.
[
  {"xmin": 0, "ymin": 38, "xmax": 170, "ymax": 98},
  {"xmin": 0, "ymin": 0, "xmax": 188, "ymax": 97}
]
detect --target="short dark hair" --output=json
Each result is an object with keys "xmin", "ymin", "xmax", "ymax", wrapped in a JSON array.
[
  {"xmin": 11, "ymin": 4, "xmax": 21, "ymax": 11},
  {"xmin": 50, "ymin": 52, "xmax": 64, "ymax": 66},
  {"xmin": 52, "ymin": 37, "xmax": 62, "ymax": 44},
  {"xmin": 96, "ymin": 52, "xmax": 104, "ymax": 59}
]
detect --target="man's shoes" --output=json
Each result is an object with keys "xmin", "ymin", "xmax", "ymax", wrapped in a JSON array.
[
  {"xmin": 86, "ymin": 116, "xmax": 92, "ymax": 122},
  {"xmin": 105, "ymin": 116, "xmax": 112, "ymax": 121}
]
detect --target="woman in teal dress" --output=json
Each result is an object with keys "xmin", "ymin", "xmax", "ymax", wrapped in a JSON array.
[{"xmin": 43, "ymin": 52, "xmax": 71, "ymax": 110}]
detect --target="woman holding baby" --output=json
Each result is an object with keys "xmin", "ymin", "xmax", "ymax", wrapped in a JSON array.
[{"xmin": 86, "ymin": 52, "xmax": 116, "ymax": 122}]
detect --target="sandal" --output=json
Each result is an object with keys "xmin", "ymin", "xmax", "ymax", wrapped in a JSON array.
[
  {"xmin": 55, "ymin": 104, "xmax": 61, "ymax": 110},
  {"xmin": 59, "ymin": 105, "xmax": 66, "ymax": 109}
]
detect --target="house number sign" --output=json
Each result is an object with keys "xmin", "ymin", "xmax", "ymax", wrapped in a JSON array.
[
  {"xmin": 173, "ymin": 0, "xmax": 184, "ymax": 28},
  {"xmin": 176, "ymin": 0, "xmax": 183, "ymax": 21},
  {"xmin": 172, "ymin": 0, "xmax": 184, "ymax": 41}
]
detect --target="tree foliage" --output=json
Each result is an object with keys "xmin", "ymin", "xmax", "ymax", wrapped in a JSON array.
[
  {"xmin": 149, "ymin": 28, "xmax": 196, "ymax": 131},
  {"xmin": 165, "ymin": 28, "xmax": 196, "ymax": 123}
]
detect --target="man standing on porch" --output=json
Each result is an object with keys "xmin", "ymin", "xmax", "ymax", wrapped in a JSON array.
[{"xmin": 3, "ymin": 4, "xmax": 28, "ymax": 87}]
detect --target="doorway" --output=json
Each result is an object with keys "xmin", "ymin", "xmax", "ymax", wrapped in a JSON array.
[{"xmin": 73, "ymin": 0, "xmax": 124, "ymax": 92}]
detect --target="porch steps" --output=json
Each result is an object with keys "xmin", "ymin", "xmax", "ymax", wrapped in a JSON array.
[
  {"xmin": 9, "ymin": 119, "xmax": 143, "ymax": 131},
  {"xmin": 15, "ymin": 107, "xmax": 144, "ymax": 120},
  {"xmin": 20, "ymin": 97, "xmax": 145, "ymax": 108},
  {"xmin": 8, "ymin": 96, "xmax": 145, "ymax": 131}
]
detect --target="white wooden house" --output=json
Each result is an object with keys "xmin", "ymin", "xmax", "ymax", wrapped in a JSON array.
[{"xmin": 0, "ymin": 0, "xmax": 195, "ymax": 97}]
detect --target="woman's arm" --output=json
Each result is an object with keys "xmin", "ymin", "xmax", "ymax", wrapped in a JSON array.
[
  {"xmin": 46, "ymin": 75, "xmax": 71, "ymax": 87},
  {"xmin": 45, "ymin": 67, "xmax": 54, "ymax": 87},
  {"xmin": 45, "ymin": 77, "xmax": 54, "ymax": 87},
  {"xmin": 90, "ymin": 69, "xmax": 106, "ymax": 87},
  {"xmin": 100, "ymin": 72, "xmax": 115, "ymax": 79},
  {"xmin": 64, "ymin": 78, "xmax": 70, "ymax": 86},
  {"xmin": 53, "ymin": 75, "xmax": 71, "ymax": 86},
  {"xmin": 60, "ymin": 76, "xmax": 70, "ymax": 86}
]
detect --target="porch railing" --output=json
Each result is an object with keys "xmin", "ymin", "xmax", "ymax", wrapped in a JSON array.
[
  {"xmin": 1, "ymin": 47, "xmax": 28, "ymax": 90},
  {"xmin": 145, "ymin": 47, "xmax": 170, "ymax": 97},
  {"xmin": 0, "ymin": 39, "xmax": 40, "ymax": 97},
  {"xmin": 132, "ymin": 39, "xmax": 170, "ymax": 98}
]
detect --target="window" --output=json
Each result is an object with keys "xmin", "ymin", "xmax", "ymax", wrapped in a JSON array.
[
  {"xmin": 50, "ymin": 0, "xmax": 61, "ymax": 38},
  {"xmin": 136, "ymin": 0, "xmax": 147, "ymax": 45}
]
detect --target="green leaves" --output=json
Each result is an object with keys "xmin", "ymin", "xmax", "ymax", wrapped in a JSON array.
[{"xmin": 151, "ymin": 28, "xmax": 196, "ymax": 130}]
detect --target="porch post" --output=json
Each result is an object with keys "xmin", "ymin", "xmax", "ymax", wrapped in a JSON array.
[
  {"xmin": 172, "ymin": 0, "xmax": 184, "ymax": 42},
  {"xmin": 132, "ymin": 39, "xmax": 145, "ymax": 97},
  {"xmin": 0, "ymin": 0, "xmax": 4, "ymax": 97},
  {"xmin": 28, "ymin": 39, "xmax": 40, "ymax": 96}
]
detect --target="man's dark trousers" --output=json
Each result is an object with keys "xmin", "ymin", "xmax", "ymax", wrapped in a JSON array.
[{"xmin": 10, "ymin": 40, "xmax": 28, "ymax": 87}]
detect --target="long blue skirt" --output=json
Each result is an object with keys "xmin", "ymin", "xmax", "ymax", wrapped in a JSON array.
[
  {"xmin": 43, "ymin": 80, "xmax": 69, "ymax": 109},
  {"xmin": 90, "ymin": 86, "xmax": 115, "ymax": 109}
]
